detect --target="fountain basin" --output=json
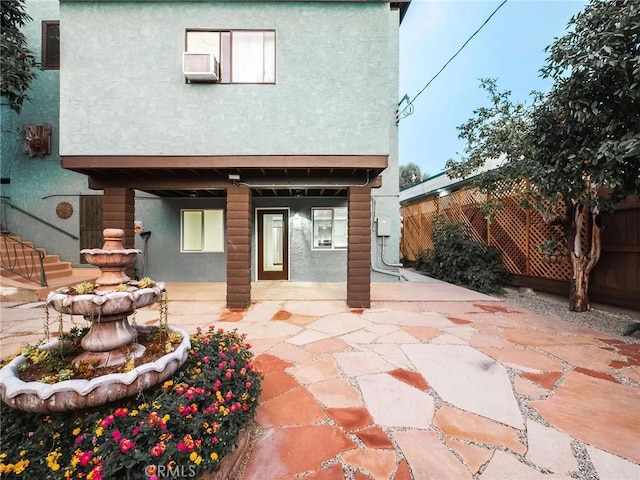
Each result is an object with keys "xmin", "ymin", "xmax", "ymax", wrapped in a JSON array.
[
  {"xmin": 0, "ymin": 325, "xmax": 191, "ymax": 413},
  {"xmin": 46, "ymin": 283, "xmax": 165, "ymax": 317}
]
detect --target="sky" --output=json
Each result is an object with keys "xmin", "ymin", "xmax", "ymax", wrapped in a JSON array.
[{"xmin": 398, "ymin": 0, "xmax": 588, "ymax": 177}]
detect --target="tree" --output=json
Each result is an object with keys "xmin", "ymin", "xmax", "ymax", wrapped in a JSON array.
[
  {"xmin": 399, "ymin": 162, "xmax": 428, "ymax": 191},
  {"xmin": 1, "ymin": 0, "xmax": 38, "ymax": 114},
  {"xmin": 447, "ymin": 0, "xmax": 640, "ymax": 312}
]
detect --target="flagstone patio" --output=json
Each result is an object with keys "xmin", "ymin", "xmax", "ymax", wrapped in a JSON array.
[{"xmin": 1, "ymin": 279, "xmax": 639, "ymax": 479}]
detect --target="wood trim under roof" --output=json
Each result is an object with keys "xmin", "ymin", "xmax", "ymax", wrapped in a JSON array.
[{"xmin": 62, "ymin": 154, "xmax": 388, "ymax": 198}]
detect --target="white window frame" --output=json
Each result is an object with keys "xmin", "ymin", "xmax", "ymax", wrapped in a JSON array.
[
  {"xmin": 180, "ymin": 209, "xmax": 225, "ymax": 253},
  {"xmin": 185, "ymin": 29, "xmax": 276, "ymax": 84},
  {"xmin": 312, "ymin": 207, "xmax": 348, "ymax": 251}
]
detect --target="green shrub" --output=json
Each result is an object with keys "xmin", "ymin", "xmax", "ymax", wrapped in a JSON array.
[{"xmin": 416, "ymin": 216, "xmax": 510, "ymax": 294}]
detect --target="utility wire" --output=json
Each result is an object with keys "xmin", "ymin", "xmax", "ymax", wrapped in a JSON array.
[{"xmin": 398, "ymin": 0, "xmax": 508, "ymax": 123}]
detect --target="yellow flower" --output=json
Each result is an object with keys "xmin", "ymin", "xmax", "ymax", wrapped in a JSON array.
[
  {"xmin": 46, "ymin": 451, "xmax": 61, "ymax": 471},
  {"xmin": 19, "ymin": 450, "xmax": 26, "ymax": 456},
  {"xmin": 130, "ymin": 409, "xmax": 138, "ymax": 417},
  {"xmin": 189, "ymin": 452, "xmax": 202, "ymax": 465},
  {"xmin": 162, "ymin": 380, "xmax": 174, "ymax": 389},
  {"xmin": 210, "ymin": 452, "xmax": 218, "ymax": 461},
  {"xmin": 162, "ymin": 414, "xmax": 170, "ymax": 423},
  {"xmin": 95, "ymin": 426, "xmax": 103, "ymax": 437},
  {"xmin": 72, "ymin": 428, "xmax": 81, "ymax": 436},
  {"xmin": 53, "ymin": 432, "xmax": 60, "ymax": 439},
  {"xmin": 15, "ymin": 459, "xmax": 30, "ymax": 474}
]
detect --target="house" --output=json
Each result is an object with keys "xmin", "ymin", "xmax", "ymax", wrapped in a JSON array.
[{"xmin": 1, "ymin": 0, "xmax": 410, "ymax": 308}]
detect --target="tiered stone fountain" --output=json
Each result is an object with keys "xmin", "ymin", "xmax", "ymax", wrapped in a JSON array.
[{"xmin": 0, "ymin": 229, "xmax": 190, "ymax": 412}]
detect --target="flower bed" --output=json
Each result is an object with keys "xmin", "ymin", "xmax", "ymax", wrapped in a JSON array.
[{"xmin": 0, "ymin": 326, "xmax": 262, "ymax": 479}]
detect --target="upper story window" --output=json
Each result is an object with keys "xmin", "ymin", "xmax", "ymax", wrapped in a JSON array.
[
  {"xmin": 186, "ymin": 30, "xmax": 275, "ymax": 84},
  {"xmin": 313, "ymin": 207, "xmax": 348, "ymax": 250},
  {"xmin": 41, "ymin": 21, "xmax": 60, "ymax": 69}
]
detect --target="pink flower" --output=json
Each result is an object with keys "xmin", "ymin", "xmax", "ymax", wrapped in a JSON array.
[
  {"xmin": 119, "ymin": 438, "xmax": 135, "ymax": 453},
  {"xmin": 202, "ymin": 338, "xmax": 211, "ymax": 345},
  {"xmin": 150, "ymin": 442, "xmax": 166, "ymax": 457},
  {"xmin": 114, "ymin": 408, "xmax": 128, "ymax": 417},
  {"xmin": 79, "ymin": 451, "xmax": 93, "ymax": 467},
  {"xmin": 99, "ymin": 415, "xmax": 114, "ymax": 428},
  {"xmin": 112, "ymin": 429, "xmax": 121, "ymax": 442}
]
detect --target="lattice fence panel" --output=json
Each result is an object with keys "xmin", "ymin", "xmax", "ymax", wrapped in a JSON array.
[
  {"xmin": 528, "ymin": 205, "xmax": 572, "ymax": 280},
  {"xmin": 400, "ymin": 201, "xmax": 435, "ymax": 261},
  {"xmin": 400, "ymin": 184, "xmax": 573, "ymax": 281},
  {"xmin": 491, "ymin": 195, "xmax": 528, "ymax": 275}
]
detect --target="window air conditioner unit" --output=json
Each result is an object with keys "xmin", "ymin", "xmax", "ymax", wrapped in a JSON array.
[{"xmin": 183, "ymin": 53, "xmax": 219, "ymax": 82}]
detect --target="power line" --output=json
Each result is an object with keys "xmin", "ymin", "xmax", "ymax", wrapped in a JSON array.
[{"xmin": 398, "ymin": 0, "xmax": 508, "ymax": 122}]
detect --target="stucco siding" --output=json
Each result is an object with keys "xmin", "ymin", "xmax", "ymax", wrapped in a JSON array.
[
  {"xmin": 1, "ymin": 0, "xmax": 94, "ymax": 265},
  {"xmin": 60, "ymin": 1, "xmax": 394, "ymax": 156}
]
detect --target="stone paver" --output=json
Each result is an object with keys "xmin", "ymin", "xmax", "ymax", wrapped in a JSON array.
[
  {"xmin": 586, "ymin": 445, "xmax": 640, "ymax": 480},
  {"xmin": 479, "ymin": 450, "xmax": 570, "ymax": 479},
  {"xmin": 394, "ymin": 430, "xmax": 472, "ymax": 479},
  {"xmin": 525, "ymin": 420, "xmax": 578, "ymax": 474},
  {"xmin": 2, "ymin": 280, "xmax": 639, "ymax": 480},
  {"xmin": 403, "ymin": 344, "xmax": 524, "ymax": 428},
  {"xmin": 433, "ymin": 405, "xmax": 526, "ymax": 455},
  {"xmin": 530, "ymin": 371, "xmax": 640, "ymax": 463},
  {"xmin": 358, "ymin": 373, "xmax": 434, "ymax": 428}
]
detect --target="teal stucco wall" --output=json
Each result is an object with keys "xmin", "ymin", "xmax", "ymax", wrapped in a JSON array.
[
  {"xmin": 59, "ymin": 1, "xmax": 394, "ymax": 157},
  {"xmin": 1, "ymin": 0, "xmax": 95, "ymax": 266}
]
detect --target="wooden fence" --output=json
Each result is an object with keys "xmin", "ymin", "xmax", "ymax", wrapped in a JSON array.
[{"xmin": 400, "ymin": 188, "xmax": 640, "ymax": 310}]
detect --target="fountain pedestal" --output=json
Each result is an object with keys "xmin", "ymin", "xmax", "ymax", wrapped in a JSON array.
[{"xmin": 73, "ymin": 311, "xmax": 145, "ymax": 368}]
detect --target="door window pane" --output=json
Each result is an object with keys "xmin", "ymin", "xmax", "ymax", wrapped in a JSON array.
[{"xmin": 263, "ymin": 213, "xmax": 284, "ymax": 271}]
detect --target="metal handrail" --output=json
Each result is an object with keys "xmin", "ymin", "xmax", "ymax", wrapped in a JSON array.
[
  {"xmin": 0, "ymin": 234, "xmax": 48, "ymax": 287},
  {"xmin": 0, "ymin": 199, "xmax": 79, "ymax": 240}
]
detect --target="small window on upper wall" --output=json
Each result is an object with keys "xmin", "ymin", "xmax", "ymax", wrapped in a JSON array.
[
  {"xmin": 186, "ymin": 29, "xmax": 275, "ymax": 84},
  {"xmin": 313, "ymin": 207, "xmax": 348, "ymax": 250},
  {"xmin": 42, "ymin": 21, "xmax": 60, "ymax": 69}
]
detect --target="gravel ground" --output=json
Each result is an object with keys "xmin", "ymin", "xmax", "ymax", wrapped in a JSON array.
[{"xmin": 498, "ymin": 286, "xmax": 640, "ymax": 342}]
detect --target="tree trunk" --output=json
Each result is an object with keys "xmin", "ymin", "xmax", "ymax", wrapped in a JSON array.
[
  {"xmin": 564, "ymin": 202, "xmax": 602, "ymax": 312},
  {"xmin": 569, "ymin": 255, "xmax": 591, "ymax": 312}
]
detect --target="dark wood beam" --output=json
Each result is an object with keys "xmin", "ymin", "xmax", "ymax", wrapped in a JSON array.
[{"xmin": 62, "ymin": 155, "xmax": 388, "ymax": 170}]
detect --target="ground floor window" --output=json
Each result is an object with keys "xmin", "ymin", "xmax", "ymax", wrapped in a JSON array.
[
  {"xmin": 312, "ymin": 207, "xmax": 348, "ymax": 249},
  {"xmin": 181, "ymin": 209, "xmax": 224, "ymax": 252}
]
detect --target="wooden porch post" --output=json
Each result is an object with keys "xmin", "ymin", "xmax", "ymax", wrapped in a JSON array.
[
  {"xmin": 102, "ymin": 187, "xmax": 135, "ymax": 277},
  {"xmin": 226, "ymin": 186, "xmax": 252, "ymax": 309},
  {"xmin": 347, "ymin": 186, "xmax": 371, "ymax": 308}
]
